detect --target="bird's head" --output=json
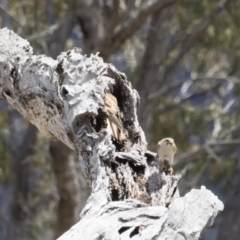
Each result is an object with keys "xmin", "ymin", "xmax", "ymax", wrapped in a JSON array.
[{"xmin": 161, "ymin": 138, "xmax": 177, "ymax": 153}]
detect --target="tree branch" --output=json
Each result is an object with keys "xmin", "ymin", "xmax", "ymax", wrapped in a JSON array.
[
  {"xmin": 175, "ymin": 138, "xmax": 240, "ymax": 170},
  {"xmin": 0, "ymin": 28, "xmax": 223, "ymax": 240},
  {"xmin": 99, "ymin": 0, "xmax": 178, "ymax": 60},
  {"xmin": 57, "ymin": 186, "xmax": 223, "ymax": 240},
  {"xmin": 0, "ymin": 3, "xmax": 24, "ymax": 29}
]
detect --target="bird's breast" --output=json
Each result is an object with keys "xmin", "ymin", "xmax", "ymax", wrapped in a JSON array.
[{"xmin": 157, "ymin": 146, "xmax": 175, "ymax": 164}]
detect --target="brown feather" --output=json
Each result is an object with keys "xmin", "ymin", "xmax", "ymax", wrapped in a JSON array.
[{"xmin": 105, "ymin": 93, "xmax": 126, "ymax": 141}]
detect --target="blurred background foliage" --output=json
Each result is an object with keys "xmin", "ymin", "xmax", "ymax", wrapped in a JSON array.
[{"xmin": 0, "ymin": 0, "xmax": 240, "ymax": 239}]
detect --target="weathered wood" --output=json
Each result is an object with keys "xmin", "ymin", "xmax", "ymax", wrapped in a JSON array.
[
  {"xmin": 58, "ymin": 186, "xmax": 223, "ymax": 240},
  {"xmin": 0, "ymin": 28, "xmax": 223, "ymax": 240}
]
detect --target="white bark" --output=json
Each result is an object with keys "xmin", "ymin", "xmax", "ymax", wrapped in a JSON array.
[
  {"xmin": 0, "ymin": 28, "xmax": 223, "ymax": 240},
  {"xmin": 58, "ymin": 186, "xmax": 222, "ymax": 240}
]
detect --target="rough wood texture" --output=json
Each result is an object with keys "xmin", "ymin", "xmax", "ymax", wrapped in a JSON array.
[
  {"xmin": 0, "ymin": 28, "xmax": 223, "ymax": 240},
  {"xmin": 58, "ymin": 186, "xmax": 222, "ymax": 240}
]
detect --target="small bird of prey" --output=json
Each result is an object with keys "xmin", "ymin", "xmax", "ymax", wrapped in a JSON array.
[
  {"xmin": 104, "ymin": 93, "xmax": 126, "ymax": 142},
  {"xmin": 156, "ymin": 138, "xmax": 177, "ymax": 175}
]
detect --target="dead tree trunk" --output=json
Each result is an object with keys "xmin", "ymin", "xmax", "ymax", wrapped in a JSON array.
[{"xmin": 0, "ymin": 28, "xmax": 223, "ymax": 240}]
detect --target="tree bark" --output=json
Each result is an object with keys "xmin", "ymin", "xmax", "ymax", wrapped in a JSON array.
[
  {"xmin": 44, "ymin": 3, "xmax": 84, "ymax": 237},
  {"xmin": 0, "ymin": 28, "xmax": 223, "ymax": 240}
]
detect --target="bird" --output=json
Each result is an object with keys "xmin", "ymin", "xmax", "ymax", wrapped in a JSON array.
[
  {"xmin": 156, "ymin": 138, "xmax": 177, "ymax": 175},
  {"xmin": 104, "ymin": 93, "xmax": 126, "ymax": 142}
]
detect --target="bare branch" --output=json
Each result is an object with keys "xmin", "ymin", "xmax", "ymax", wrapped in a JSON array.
[
  {"xmin": 99, "ymin": 0, "xmax": 178, "ymax": 59},
  {"xmin": 176, "ymin": 138, "xmax": 240, "ymax": 169},
  {"xmin": 148, "ymin": 76, "xmax": 240, "ymax": 100},
  {"xmin": 208, "ymin": 139, "xmax": 240, "ymax": 145},
  {"xmin": 204, "ymin": 145, "xmax": 222, "ymax": 163},
  {"xmin": 148, "ymin": 81, "xmax": 184, "ymax": 100},
  {"xmin": 27, "ymin": 23, "xmax": 59, "ymax": 40},
  {"xmin": 0, "ymin": 3, "xmax": 24, "ymax": 29}
]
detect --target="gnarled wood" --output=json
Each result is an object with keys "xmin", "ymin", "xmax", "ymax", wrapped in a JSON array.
[{"xmin": 0, "ymin": 28, "xmax": 223, "ymax": 240}]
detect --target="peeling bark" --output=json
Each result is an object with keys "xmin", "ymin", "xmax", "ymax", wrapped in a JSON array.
[{"xmin": 0, "ymin": 28, "xmax": 223, "ymax": 240}]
